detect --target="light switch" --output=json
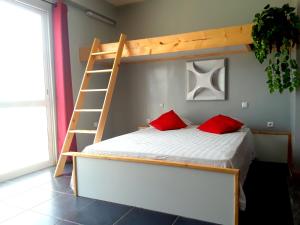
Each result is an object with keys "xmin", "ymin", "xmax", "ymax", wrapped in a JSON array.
[{"xmin": 241, "ymin": 101, "xmax": 248, "ymax": 109}]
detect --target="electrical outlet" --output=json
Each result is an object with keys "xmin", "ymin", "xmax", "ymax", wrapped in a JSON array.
[
  {"xmin": 267, "ymin": 121, "xmax": 274, "ymax": 128},
  {"xmin": 159, "ymin": 103, "xmax": 165, "ymax": 108}
]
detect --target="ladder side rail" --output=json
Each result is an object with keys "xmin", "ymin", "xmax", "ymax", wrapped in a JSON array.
[
  {"xmin": 54, "ymin": 38, "xmax": 101, "ymax": 177},
  {"xmin": 93, "ymin": 34, "xmax": 126, "ymax": 143}
]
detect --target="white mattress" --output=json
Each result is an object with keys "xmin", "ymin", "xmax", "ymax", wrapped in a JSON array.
[{"xmin": 82, "ymin": 126, "xmax": 255, "ymax": 210}]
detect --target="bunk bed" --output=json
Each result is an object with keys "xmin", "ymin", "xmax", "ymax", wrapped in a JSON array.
[{"xmin": 61, "ymin": 23, "xmax": 254, "ymax": 225}]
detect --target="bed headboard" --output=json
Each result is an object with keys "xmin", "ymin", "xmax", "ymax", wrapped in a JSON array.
[{"xmin": 251, "ymin": 130, "xmax": 292, "ymax": 167}]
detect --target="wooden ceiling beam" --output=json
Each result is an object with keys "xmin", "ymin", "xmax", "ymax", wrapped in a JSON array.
[{"xmin": 79, "ymin": 23, "xmax": 253, "ymax": 62}]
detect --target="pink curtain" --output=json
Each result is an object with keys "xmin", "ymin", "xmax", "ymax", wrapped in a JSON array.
[{"xmin": 53, "ymin": 0, "xmax": 77, "ymax": 157}]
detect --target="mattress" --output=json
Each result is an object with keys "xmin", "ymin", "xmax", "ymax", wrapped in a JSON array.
[{"xmin": 82, "ymin": 126, "xmax": 255, "ymax": 210}]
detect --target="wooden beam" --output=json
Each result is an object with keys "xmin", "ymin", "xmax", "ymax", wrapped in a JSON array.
[
  {"xmin": 79, "ymin": 23, "xmax": 253, "ymax": 62},
  {"xmin": 72, "ymin": 156, "xmax": 78, "ymax": 196},
  {"xmin": 123, "ymin": 49, "xmax": 249, "ymax": 64},
  {"xmin": 63, "ymin": 152, "xmax": 239, "ymax": 175},
  {"xmin": 234, "ymin": 170, "xmax": 239, "ymax": 225}
]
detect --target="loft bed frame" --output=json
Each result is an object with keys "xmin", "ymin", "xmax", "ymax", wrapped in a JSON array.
[
  {"xmin": 79, "ymin": 23, "xmax": 253, "ymax": 64},
  {"xmin": 63, "ymin": 24, "xmax": 255, "ymax": 225}
]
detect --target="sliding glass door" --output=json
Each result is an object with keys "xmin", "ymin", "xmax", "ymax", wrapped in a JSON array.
[{"xmin": 0, "ymin": 0, "xmax": 56, "ymax": 180}]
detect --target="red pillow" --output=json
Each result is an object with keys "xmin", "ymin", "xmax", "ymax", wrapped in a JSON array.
[
  {"xmin": 150, "ymin": 110, "xmax": 187, "ymax": 131},
  {"xmin": 197, "ymin": 114, "xmax": 243, "ymax": 134}
]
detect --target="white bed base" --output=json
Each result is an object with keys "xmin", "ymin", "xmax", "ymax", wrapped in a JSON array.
[{"xmin": 67, "ymin": 152, "xmax": 239, "ymax": 225}]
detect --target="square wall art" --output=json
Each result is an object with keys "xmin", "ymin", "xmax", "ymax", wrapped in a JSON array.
[{"xmin": 186, "ymin": 59, "xmax": 225, "ymax": 100}]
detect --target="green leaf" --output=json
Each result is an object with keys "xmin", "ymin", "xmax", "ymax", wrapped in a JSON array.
[{"xmin": 252, "ymin": 3, "xmax": 300, "ymax": 93}]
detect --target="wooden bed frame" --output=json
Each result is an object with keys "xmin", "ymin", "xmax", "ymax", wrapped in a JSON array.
[
  {"xmin": 62, "ymin": 130, "xmax": 292, "ymax": 225},
  {"xmin": 65, "ymin": 151, "xmax": 240, "ymax": 225}
]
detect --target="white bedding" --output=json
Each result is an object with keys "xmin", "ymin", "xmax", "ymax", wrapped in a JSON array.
[{"xmin": 82, "ymin": 126, "xmax": 255, "ymax": 210}]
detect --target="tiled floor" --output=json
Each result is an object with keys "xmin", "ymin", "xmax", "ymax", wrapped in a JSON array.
[
  {"xmin": 0, "ymin": 164, "xmax": 215, "ymax": 225},
  {"xmin": 0, "ymin": 161, "xmax": 293, "ymax": 225},
  {"xmin": 240, "ymin": 161, "xmax": 293, "ymax": 225},
  {"xmin": 290, "ymin": 177, "xmax": 300, "ymax": 225}
]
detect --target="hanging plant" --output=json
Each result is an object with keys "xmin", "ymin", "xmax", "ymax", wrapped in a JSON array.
[{"xmin": 252, "ymin": 4, "xmax": 300, "ymax": 93}]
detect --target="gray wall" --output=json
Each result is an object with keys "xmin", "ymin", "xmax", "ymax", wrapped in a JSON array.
[
  {"xmin": 67, "ymin": 0, "xmax": 118, "ymax": 150},
  {"xmin": 112, "ymin": 54, "xmax": 291, "ymax": 135},
  {"xmin": 66, "ymin": 0, "xmax": 299, "ymax": 167},
  {"xmin": 111, "ymin": 0, "xmax": 292, "ymax": 137},
  {"xmin": 117, "ymin": 0, "xmax": 291, "ymax": 38}
]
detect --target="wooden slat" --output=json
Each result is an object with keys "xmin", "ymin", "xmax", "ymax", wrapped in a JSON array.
[
  {"xmin": 80, "ymin": 89, "xmax": 108, "ymax": 92},
  {"xmin": 91, "ymin": 50, "xmax": 116, "ymax": 56},
  {"xmin": 72, "ymin": 156, "xmax": 78, "ymax": 196},
  {"xmin": 54, "ymin": 38, "xmax": 101, "ymax": 177},
  {"xmin": 234, "ymin": 170, "xmax": 239, "ymax": 225},
  {"xmin": 288, "ymin": 133, "xmax": 293, "ymax": 172},
  {"xmin": 74, "ymin": 109, "xmax": 102, "ymax": 112},
  {"xmin": 80, "ymin": 24, "xmax": 253, "ymax": 62},
  {"xmin": 69, "ymin": 130, "xmax": 97, "ymax": 134},
  {"xmin": 63, "ymin": 151, "xmax": 239, "ymax": 175},
  {"xmin": 251, "ymin": 130, "xmax": 290, "ymax": 135},
  {"xmin": 86, "ymin": 69, "xmax": 113, "ymax": 74},
  {"xmin": 93, "ymin": 34, "xmax": 127, "ymax": 143}
]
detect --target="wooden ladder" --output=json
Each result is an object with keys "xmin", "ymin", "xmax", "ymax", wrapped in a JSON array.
[{"xmin": 54, "ymin": 34, "xmax": 126, "ymax": 177}]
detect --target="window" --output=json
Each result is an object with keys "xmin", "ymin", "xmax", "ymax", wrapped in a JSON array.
[{"xmin": 0, "ymin": 0, "xmax": 56, "ymax": 180}]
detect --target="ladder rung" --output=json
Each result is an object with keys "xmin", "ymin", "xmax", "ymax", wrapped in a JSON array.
[
  {"xmin": 91, "ymin": 51, "xmax": 116, "ymax": 56},
  {"xmin": 74, "ymin": 109, "xmax": 102, "ymax": 112},
  {"xmin": 69, "ymin": 130, "xmax": 97, "ymax": 134},
  {"xmin": 80, "ymin": 89, "xmax": 108, "ymax": 92},
  {"xmin": 86, "ymin": 69, "xmax": 113, "ymax": 74}
]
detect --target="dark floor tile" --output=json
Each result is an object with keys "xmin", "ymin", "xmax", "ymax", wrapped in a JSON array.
[
  {"xmin": 240, "ymin": 161, "xmax": 293, "ymax": 225},
  {"xmin": 2, "ymin": 187, "xmax": 59, "ymax": 209},
  {"xmin": 40, "ymin": 175, "xmax": 73, "ymax": 194},
  {"xmin": 67, "ymin": 200, "xmax": 132, "ymax": 225},
  {"xmin": 289, "ymin": 178, "xmax": 300, "ymax": 225},
  {"xmin": 1, "ymin": 211, "xmax": 58, "ymax": 225},
  {"xmin": 116, "ymin": 208, "xmax": 176, "ymax": 225},
  {"xmin": 31, "ymin": 193, "xmax": 94, "ymax": 221},
  {"xmin": 0, "ymin": 201, "xmax": 24, "ymax": 223},
  {"xmin": 174, "ymin": 217, "xmax": 219, "ymax": 225}
]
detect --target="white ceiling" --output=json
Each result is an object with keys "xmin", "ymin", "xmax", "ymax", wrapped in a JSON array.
[{"xmin": 105, "ymin": 0, "xmax": 144, "ymax": 7}]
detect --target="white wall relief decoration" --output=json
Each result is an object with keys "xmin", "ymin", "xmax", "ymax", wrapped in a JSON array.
[{"xmin": 186, "ymin": 59, "xmax": 225, "ymax": 100}]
